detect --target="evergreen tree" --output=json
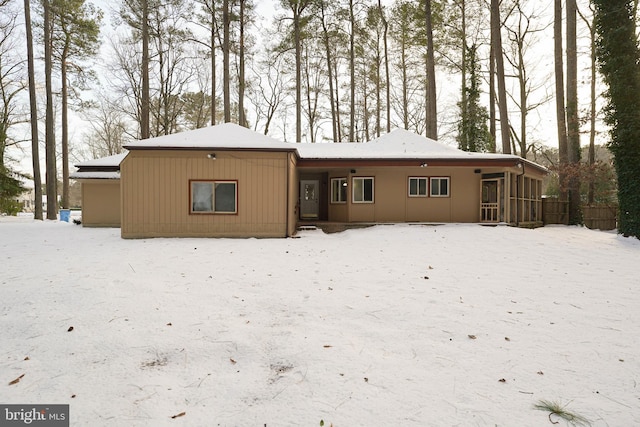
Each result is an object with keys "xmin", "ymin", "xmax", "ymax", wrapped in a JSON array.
[
  {"xmin": 457, "ymin": 44, "xmax": 490, "ymax": 152},
  {"xmin": 592, "ymin": 0, "xmax": 640, "ymax": 238},
  {"xmin": 0, "ymin": 165, "xmax": 26, "ymax": 215}
]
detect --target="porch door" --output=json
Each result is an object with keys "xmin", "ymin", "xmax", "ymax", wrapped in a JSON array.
[
  {"xmin": 300, "ymin": 180, "xmax": 320, "ymax": 219},
  {"xmin": 481, "ymin": 179, "xmax": 501, "ymax": 222}
]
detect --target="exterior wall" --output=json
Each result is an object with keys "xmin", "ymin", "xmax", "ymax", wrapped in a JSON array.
[
  {"xmin": 121, "ymin": 150, "xmax": 291, "ymax": 238},
  {"xmin": 325, "ymin": 166, "xmax": 483, "ymax": 223},
  {"xmin": 80, "ymin": 180, "xmax": 121, "ymax": 227}
]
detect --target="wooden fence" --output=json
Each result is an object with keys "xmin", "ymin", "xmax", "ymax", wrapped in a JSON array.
[
  {"xmin": 582, "ymin": 205, "xmax": 618, "ymax": 230},
  {"xmin": 541, "ymin": 198, "xmax": 618, "ymax": 230}
]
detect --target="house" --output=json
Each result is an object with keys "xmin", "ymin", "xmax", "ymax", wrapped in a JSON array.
[{"xmin": 72, "ymin": 123, "xmax": 547, "ymax": 238}]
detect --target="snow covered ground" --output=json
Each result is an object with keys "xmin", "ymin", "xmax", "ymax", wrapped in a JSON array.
[{"xmin": 1, "ymin": 218, "xmax": 639, "ymax": 426}]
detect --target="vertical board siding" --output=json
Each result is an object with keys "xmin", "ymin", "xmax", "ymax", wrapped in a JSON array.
[
  {"xmin": 81, "ymin": 181, "xmax": 121, "ymax": 227},
  {"xmin": 122, "ymin": 150, "xmax": 289, "ymax": 238}
]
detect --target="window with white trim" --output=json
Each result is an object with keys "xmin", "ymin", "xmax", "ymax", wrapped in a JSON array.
[
  {"xmin": 408, "ymin": 177, "xmax": 428, "ymax": 197},
  {"xmin": 352, "ymin": 177, "xmax": 374, "ymax": 203},
  {"xmin": 191, "ymin": 180, "xmax": 237, "ymax": 213},
  {"xmin": 331, "ymin": 178, "xmax": 347, "ymax": 203},
  {"xmin": 430, "ymin": 177, "xmax": 450, "ymax": 197}
]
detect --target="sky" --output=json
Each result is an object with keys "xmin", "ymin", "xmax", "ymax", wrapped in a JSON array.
[
  {"xmin": 1, "ymin": 217, "xmax": 639, "ymax": 426},
  {"xmin": 6, "ymin": 0, "xmax": 601, "ymax": 181}
]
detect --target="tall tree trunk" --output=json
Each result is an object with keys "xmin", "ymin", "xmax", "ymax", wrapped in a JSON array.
[
  {"xmin": 349, "ymin": 0, "xmax": 355, "ymax": 142},
  {"xmin": 425, "ymin": 0, "xmax": 437, "ymax": 140},
  {"xmin": 44, "ymin": 0, "xmax": 57, "ymax": 220},
  {"xmin": 61, "ymin": 44, "xmax": 69, "ymax": 209},
  {"xmin": 238, "ymin": 0, "xmax": 246, "ymax": 127},
  {"xmin": 141, "ymin": 0, "xmax": 150, "ymax": 139},
  {"xmin": 585, "ymin": 11, "xmax": 597, "ymax": 205},
  {"xmin": 294, "ymin": 5, "xmax": 302, "ymax": 141},
  {"xmin": 333, "ymin": 59, "xmax": 342, "ymax": 141},
  {"xmin": 24, "ymin": 0, "xmax": 42, "ymax": 220},
  {"xmin": 460, "ymin": 0, "xmax": 468, "ymax": 149},
  {"xmin": 223, "ymin": 0, "xmax": 230, "ymax": 123},
  {"xmin": 320, "ymin": 1, "xmax": 337, "ymax": 142},
  {"xmin": 489, "ymin": 41, "xmax": 496, "ymax": 152},
  {"xmin": 379, "ymin": 0, "xmax": 390, "ymax": 133},
  {"xmin": 401, "ymin": 36, "xmax": 408, "ymax": 130},
  {"xmin": 554, "ymin": 0, "xmax": 568, "ymax": 203},
  {"xmin": 566, "ymin": 0, "xmax": 581, "ymax": 224},
  {"xmin": 210, "ymin": 2, "xmax": 216, "ymax": 125},
  {"xmin": 491, "ymin": 0, "xmax": 511, "ymax": 154}
]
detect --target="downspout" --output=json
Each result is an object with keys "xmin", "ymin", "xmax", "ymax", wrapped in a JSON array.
[{"xmin": 516, "ymin": 160, "xmax": 525, "ymax": 227}]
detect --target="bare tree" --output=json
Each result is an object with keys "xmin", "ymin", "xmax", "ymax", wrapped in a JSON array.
[
  {"xmin": 578, "ymin": 4, "xmax": 598, "ymax": 205},
  {"xmin": 43, "ymin": 0, "xmax": 58, "ymax": 219},
  {"xmin": 280, "ymin": 0, "xmax": 311, "ymax": 142},
  {"xmin": 318, "ymin": 0, "xmax": 338, "ymax": 141},
  {"xmin": 503, "ymin": 1, "xmax": 552, "ymax": 157},
  {"xmin": 51, "ymin": 0, "xmax": 101, "ymax": 208},
  {"xmin": 248, "ymin": 50, "xmax": 285, "ymax": 135},
  {"xmin": 378, "ymin": 0, "xmax": 390, "ymax": 133},
  {"xmin": 566, "ymin": 0, "xmax": 581, "ymax": 224},
  {"xmin": 491, "ymin": 0, "xmax": 510, "ymax": 154},
  {"xmin": 23, "ymin": 0, "xmax": 43, "ymax": 219},
  {"xmin": 424, "ymin": 0, "xmax": 437, "ymax": 140},
  {"xmin": 80, "ymin": 97, "xmax": 130, "ymax": 158}
]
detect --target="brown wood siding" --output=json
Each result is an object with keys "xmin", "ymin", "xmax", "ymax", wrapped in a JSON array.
[
  {"xmin": 121, "ymin": 150, "xmax": 289, "ymax": 238},
  {"xmin": 80, "ymin": 180, "xmax": 121, "ymax": 227},
  {"xmin": 329, "ymin": 166, "xmax": 482, "ymax": 223},
  {"xmin": 287, "ymin": 153, "xmax": 299, "ymax": 236}
]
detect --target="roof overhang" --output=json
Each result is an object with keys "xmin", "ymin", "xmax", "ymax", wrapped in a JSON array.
[{"xmin": 297, "ymin": 156, "xmax": 548, "ymax": 174}]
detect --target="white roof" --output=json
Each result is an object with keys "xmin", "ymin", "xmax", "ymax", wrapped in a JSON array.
[
  {"xmin": 296, "ymin": 128, "xmax": 463, "ymax": 159},
  {"xmin": 76, "ymin": 125, "xmax": 546, "ymax": 175},
  {"xmin": 74, "ymin": 152, "xmax": 127, "ymax": 168},
  {"xmin": 125, "ymin": 123, "xmax": 294, "ymax": 150},
  {"xmin": 295, "ymin": 128, "xmax": 525, "ymax": 162}
]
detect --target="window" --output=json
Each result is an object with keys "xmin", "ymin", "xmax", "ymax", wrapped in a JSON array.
[
  {"xmin": 331, "ymin": 178, "xmax": 347, "ymax": 203},
  {"xmin": 352, "ymin": 177, "xmax": 374, "ymax": 203},
  {"xmin": 408, "ymin": 177, "xmax": 428, "ymax": 197},
  {"xmin": 430, "ymin": 177, "xmax": 450, "ymax": 197},
  {"xmin": 191, "ymin": 180, "xmax": 237, "ymax": 214}
]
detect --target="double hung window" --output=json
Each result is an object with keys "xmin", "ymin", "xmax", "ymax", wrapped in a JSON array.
[
  {"xmin": 408, "ymin": 177, "xmax": 428, "ymax": 197},
  {"xmin": 352, "ymin": 177, "xmax": 374, "ymax": 203},
  {"xmin": 331, "ymin": 178, "xmax": 347, "ymax": 203},
  {"xmin": 191, "ymin": 181, "xmax": 237, "ymax": 214},
  {"xmin": 430, "ymin": 177, "xmax": 450, "ymax": 197}
]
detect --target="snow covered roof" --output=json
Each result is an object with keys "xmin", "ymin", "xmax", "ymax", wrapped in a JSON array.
[
  {"xmin": 74, "ymin": 152, "xmax": 127, "ymax": 168},
  {"xmin": 295, "ymin": 128, "xmax": 547, "ymax": 172},
  {"xmin": 71, "ymin": 152, "xmax": 126, "ymax": 180},
  {"xmin": 296, "ymin": 128, "xmax": 462, "ymax": 159},
  {"xmin": 124, "ymin": 123, "xmax": 295, "ymax": 151},
  {"xmin": 75, "ymin": 125, "xmax": 547, "ymax": 177}
]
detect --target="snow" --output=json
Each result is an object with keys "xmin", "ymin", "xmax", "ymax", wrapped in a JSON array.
[
  {"xmin": 74, "ymin": 153, "xmax": 128, "ymax": 168},
  {"xmin": 69, "ymin": 171, "xmax": 120, "ymax": 180},
  {"xmin": 118, "ymin": 125, "xmax": 544, "ymax": 172},
  {"xmin": 124, "ymin": 123, "xmax": 293, "ymax": 150},
  {"xmin": 1, "ymin": 220, "xmax": 639, "ymax": 426}
]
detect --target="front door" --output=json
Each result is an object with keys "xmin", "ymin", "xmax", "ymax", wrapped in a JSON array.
[{"xmin": 300, "ymin": 180, "xmax": 320, "ymax": 219}]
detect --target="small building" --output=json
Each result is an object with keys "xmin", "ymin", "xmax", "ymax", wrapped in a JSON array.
[
  {"xmin": 72, "ymin": 123, "xmax": 547, "ymax": 238},
  {"xmin": 70, "ymin": 153, "xmax": 126, "ymax": 227}
]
